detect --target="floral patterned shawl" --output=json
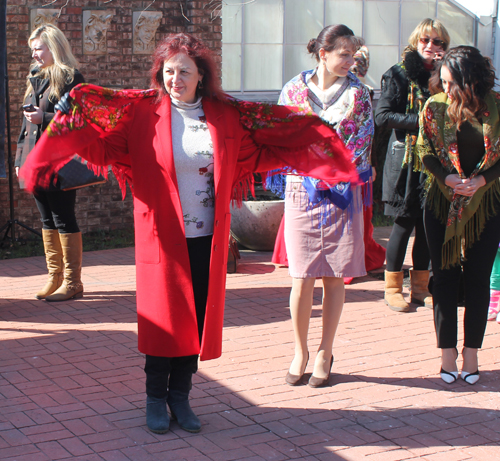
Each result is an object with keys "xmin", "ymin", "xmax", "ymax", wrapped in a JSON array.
[
  {"xmin": 417, "ymin": 91, "xmax": 500, "ymax": 268},
  {"xmin": 267, "ymin": 69, "xmax": 373, "ymax": 219},
  {"xmin": 20, "ymin": 84, "xmax": 359, "ymax": 199}
]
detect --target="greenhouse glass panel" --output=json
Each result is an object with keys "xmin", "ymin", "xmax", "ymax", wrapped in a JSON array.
[
  {"xmin": 437, "ymin": 2, "xmax": 475, "ymax": 47},
  {"xmin": 284, "ymin": 44, "xmax": 318, "ymax": 84},
  {"xmin": 221, "ymin": 44, "xmax": 242, "ymax": 91},
  {"xmin": 243, "ymin": 0, "xmax": 284, "ymax": 44},
  {"xmin": 401, "ymin": 1, "xmax": 437, "ymax": 47},
  {"xmin": 285, "ymin": 0, "xmax": 323, "ymax": 44},
  {"xmin": 364, "ymin": 45, "xmax": 400, "ymax": 89},
  {"xmin": 221, "ymin": 0, "xmax": 480, "ymax": 95},
  {"xmin": 364, "ymin": 2, "xmax": 401, "ymax": 45},
  {"xmin": 325, "ymin": 0, "xmax": 363, "ymax": 36},
  {"xmin": 243, "ymin": 44, "xmax": 283, "ymax": 91},
  {"xmin": 221, "ymin": 3, "xmax": 242, "ymax": 44}
]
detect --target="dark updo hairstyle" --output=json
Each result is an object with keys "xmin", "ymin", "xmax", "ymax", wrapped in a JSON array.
[
  {"xmin": 307, "ymin": 24, "xmax": 364, "ymax": 62},
  {"xmin": 151, "ymin": 33, "xmax": 223, "ymax": 102},
  {"xmin": 429, "ymin": 46, "xmax": 496, "ymax": 128}
]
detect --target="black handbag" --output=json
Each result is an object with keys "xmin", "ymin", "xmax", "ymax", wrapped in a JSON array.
[{"xmin": 57, "ymin": 156, "xmax": 106, "ymax": 191}]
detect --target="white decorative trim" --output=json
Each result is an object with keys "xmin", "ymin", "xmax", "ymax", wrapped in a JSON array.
[
  {"xmin": 133, "ymin": 11, "xmax": 162, "ymax": 55},
  {"xmin": 30, "ymin": 9, "xmax": 59, "ymax": 31},
  {"xmin": 82, "ymin": 10, "xmax": 113, "ymax": 55}
]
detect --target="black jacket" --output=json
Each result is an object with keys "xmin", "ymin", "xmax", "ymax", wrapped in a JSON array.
[
  {"xmin": 16, "ymin": 69, "xmax": 85, "ymax": 169},
  {"xmin": 375, "ymin": 50, "xmax": 431, "ymax": 142},
  {"xmin": 374, "ymin": 51, "xmax": 431, "ymax": 217}
]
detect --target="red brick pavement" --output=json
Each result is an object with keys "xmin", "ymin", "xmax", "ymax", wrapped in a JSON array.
[{"xmin": 1, "ymin": 227, "xmax": 499, "ymax": 460}]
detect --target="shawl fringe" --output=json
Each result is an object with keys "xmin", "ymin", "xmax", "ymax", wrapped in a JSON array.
[
  {"xmin": 428, "ymin": 181, "xmax": 500, "ymax": 268},
  {"xmin": 232, "ymin": 172, "xmax": 255, "ymax": 207}
]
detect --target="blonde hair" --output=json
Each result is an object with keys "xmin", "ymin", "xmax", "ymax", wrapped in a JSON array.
[
  {"xmin": 24, "ymin": 24, "xmax": 79, "ymax": 103},
  {"xmin": 405, "ymin": 18, "xmax": 450, "ymax": 54}
]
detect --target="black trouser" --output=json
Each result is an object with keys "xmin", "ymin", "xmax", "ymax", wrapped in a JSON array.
[
  {"xmin": 424, "ymin": 205, "xmax": 500, "ymax": 349},
  {"xmin": 34, "ymin": 189, "xmax": 79, "ymax": 233},
  {"xmin": 145, "ymin": 235, "xmax": 212, "ymax": 400},
  {"xmin": 385, "ymin": 215, "xmax": 430, "ymax": 272}
]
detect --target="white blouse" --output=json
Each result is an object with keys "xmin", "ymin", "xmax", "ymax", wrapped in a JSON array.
[{"xmin": 170, "ymin": 96, "xmax": 215, "ymax": 237}]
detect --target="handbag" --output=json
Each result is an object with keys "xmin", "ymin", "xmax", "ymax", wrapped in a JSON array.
[{"xmin": 57, "ymin": 156, "xmax": 107, "ymax": 191}]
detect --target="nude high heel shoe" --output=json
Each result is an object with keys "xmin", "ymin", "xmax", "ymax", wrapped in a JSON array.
[
  {"xmin": 309, "ymin": 356, "xmax": 334, "ymax": 388},
  {"xmin": 285, "ymin": 353, "xmax": 309, "ymax": 386}
]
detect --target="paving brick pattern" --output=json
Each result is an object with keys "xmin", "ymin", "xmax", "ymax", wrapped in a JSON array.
[{"xmin": 1, "ymin": 227, "xmax": 499, "ymax": 460}]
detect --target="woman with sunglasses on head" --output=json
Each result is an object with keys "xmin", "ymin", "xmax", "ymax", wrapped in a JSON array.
[
  {"xmin": 418, "ymin": 46, "xmax": 500, "ymax": 385},
  {"xmin": 375, "ymin": 19, "xmax": 450, "ymax": 313}
]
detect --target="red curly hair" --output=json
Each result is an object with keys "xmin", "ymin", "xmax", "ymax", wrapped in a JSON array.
[{"xmin": 150, "ymin": 33, "xmax": 223, "ymax": 102}]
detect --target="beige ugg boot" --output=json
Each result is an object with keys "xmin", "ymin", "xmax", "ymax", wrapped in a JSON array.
[
  {"xmin": 410, "ymin": 269, "xmax": 433, "ymax": 308},
  {"xmin": 36, "ymin": 229, "xmax": 64, "ymax": 299},
  {"xmin": 384, "ymin": 270, "xmax": 410, "ymax": 312},
  {"xmin": 45, "ymin": 232, "xmax": 84, "ymax": 302}
]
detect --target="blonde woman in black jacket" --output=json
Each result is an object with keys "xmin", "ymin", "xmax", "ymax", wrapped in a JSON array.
[
  {"xmin": 16, "ymin": 24, "xmax": 85, "ymax": 302},
  {"xmin": 375, "ymin": 18, "xmax": 449, "ymax": 312}
]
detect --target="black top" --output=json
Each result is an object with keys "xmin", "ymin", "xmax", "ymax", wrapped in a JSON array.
[{"xmin": 422, "ymin": 120, "xmax": 500, "ymax": 184}]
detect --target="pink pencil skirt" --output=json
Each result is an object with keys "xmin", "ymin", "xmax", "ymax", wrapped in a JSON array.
[{"xmin": 284, "ymin": 182, "xmax": 366, "ymax": 279}]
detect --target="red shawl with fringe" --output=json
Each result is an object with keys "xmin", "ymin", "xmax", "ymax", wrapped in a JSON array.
[
  {"xmin": 19, "ymin": 84, "xmax": 359, "ymax": 361},
  {"xmin": 20, "ymin": 84, "xmax": 358, "ymax": 196}
]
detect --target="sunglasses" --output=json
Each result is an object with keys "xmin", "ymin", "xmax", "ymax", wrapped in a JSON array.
[{"xmin": 419, "ymin": 37, "xmax": 445, "ymax": 48}]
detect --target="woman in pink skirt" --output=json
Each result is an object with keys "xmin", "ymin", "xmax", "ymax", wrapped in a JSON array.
[{"xmin": 277, "ymin": 25, "xmax": 374, "ymax": 387}]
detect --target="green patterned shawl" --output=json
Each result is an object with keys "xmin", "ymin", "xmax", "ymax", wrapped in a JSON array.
[{"xmin": 417, "ymin": 91, "xmax": 500, "ymax": 268}]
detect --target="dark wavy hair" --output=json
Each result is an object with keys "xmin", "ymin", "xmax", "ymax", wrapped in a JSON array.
[
  {"xmin": 150, "ymin": 33, "xmax": 223, "ymax": 102},
  {"xmin": 429, "ymin": 46, "xmax": 496, "ymax": 127},
  {"xmin": 307, "ymin": 24, "xmax": 364, "ymax": 61}
]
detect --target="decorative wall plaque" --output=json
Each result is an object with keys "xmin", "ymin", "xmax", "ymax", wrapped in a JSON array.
[
  {"xmin": 30, "ymin": 9, "xmax": 59, "ymax": 31},
  {"xmin": 83, "ymin": 10, "xmax": 113, "ymax": 55},
  {"xmin": 133, "ymin": 11, "xmax": 162, "ymax": 55}
]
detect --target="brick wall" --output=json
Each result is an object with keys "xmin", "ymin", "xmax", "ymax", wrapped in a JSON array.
[{"xmin": 1, "ymin": 0, "xmax": 221, "ymax": 238}]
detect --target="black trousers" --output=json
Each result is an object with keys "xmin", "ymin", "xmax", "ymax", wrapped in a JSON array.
[
  {"xmin": 386, "ymin": 215, "xmax": 430, "ymax": 271},
  {"xmin": 34, "ymin": 189, "xmax": 79, "ymax": 233},
  {"xmin": 145, "ymin": 235, "xmax": 212, "ymax": 399},
  {"xmin": 424, "ymin": 204, "xmax": 500, "ymax": 349}
]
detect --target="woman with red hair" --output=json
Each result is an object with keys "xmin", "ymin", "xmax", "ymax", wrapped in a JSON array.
[{"xmin": 21, "ymin": 33, "xmax": 358, "ymax": 433}]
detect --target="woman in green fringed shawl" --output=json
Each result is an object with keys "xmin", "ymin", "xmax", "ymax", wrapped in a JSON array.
[{"xmin": 417, "ymin": 46, "xmax": 500, "ymax": 386}]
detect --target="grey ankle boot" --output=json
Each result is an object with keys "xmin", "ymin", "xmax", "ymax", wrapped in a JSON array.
[
  {"xmin": 168, "ymin": 390, "xmax": 201, "ymax": 433},
  {"xmin": 146, "ymin": 396, "xmax": 170, "ymax": 434}
]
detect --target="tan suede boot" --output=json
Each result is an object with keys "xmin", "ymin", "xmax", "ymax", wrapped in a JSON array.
[
  {"xmin": 410, "ymin": 269, "xmax": 433, "ymax": 308},
  {"xmin": 45, "ymin": 232, "xmax": 84, "ymax": 302},
  {"xmin": 36, "ymin": 229, "xmax": 64, "ymax": 299},
  {"xmin": 384, "ymin": 270, "xmax": 409, "ymax": 312}
]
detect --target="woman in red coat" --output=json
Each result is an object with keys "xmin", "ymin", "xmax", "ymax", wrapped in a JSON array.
[{"xmin": 21, "ymin": 33, "xmax": 358, "ymax": 434}]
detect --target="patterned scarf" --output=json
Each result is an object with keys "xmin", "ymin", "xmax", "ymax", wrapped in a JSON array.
[
  {"xmin": 266, "ymin": 69, "xmax": 373, "ymax": 225},
  {"xmin": 20, "ymin": 84, "xmax": 359, "ymax": 199},
  {"xmin": 398, "ymin": 60, "xmax": 430, "ymax": 170},
  {"xmin": 417, "ymin": 91, "xmax": 500, "ymax": 268}
]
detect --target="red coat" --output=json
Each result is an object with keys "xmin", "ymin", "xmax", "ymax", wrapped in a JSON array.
[
  {"xmin": 76, "ymin": 96, "xmax": 316, "ymax": 360},
  {"xmin": 20, "ymin": 87, "xmax": 358, "ymax": 361}
]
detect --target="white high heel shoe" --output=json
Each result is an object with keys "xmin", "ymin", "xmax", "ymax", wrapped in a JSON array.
[
  {"xmin": 440, "ymin": 368, "xmax": 458, "ymax": 384},
  {"xmin": 461, "ymin": 370, "xmax": 480, "ymax": 385}
]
